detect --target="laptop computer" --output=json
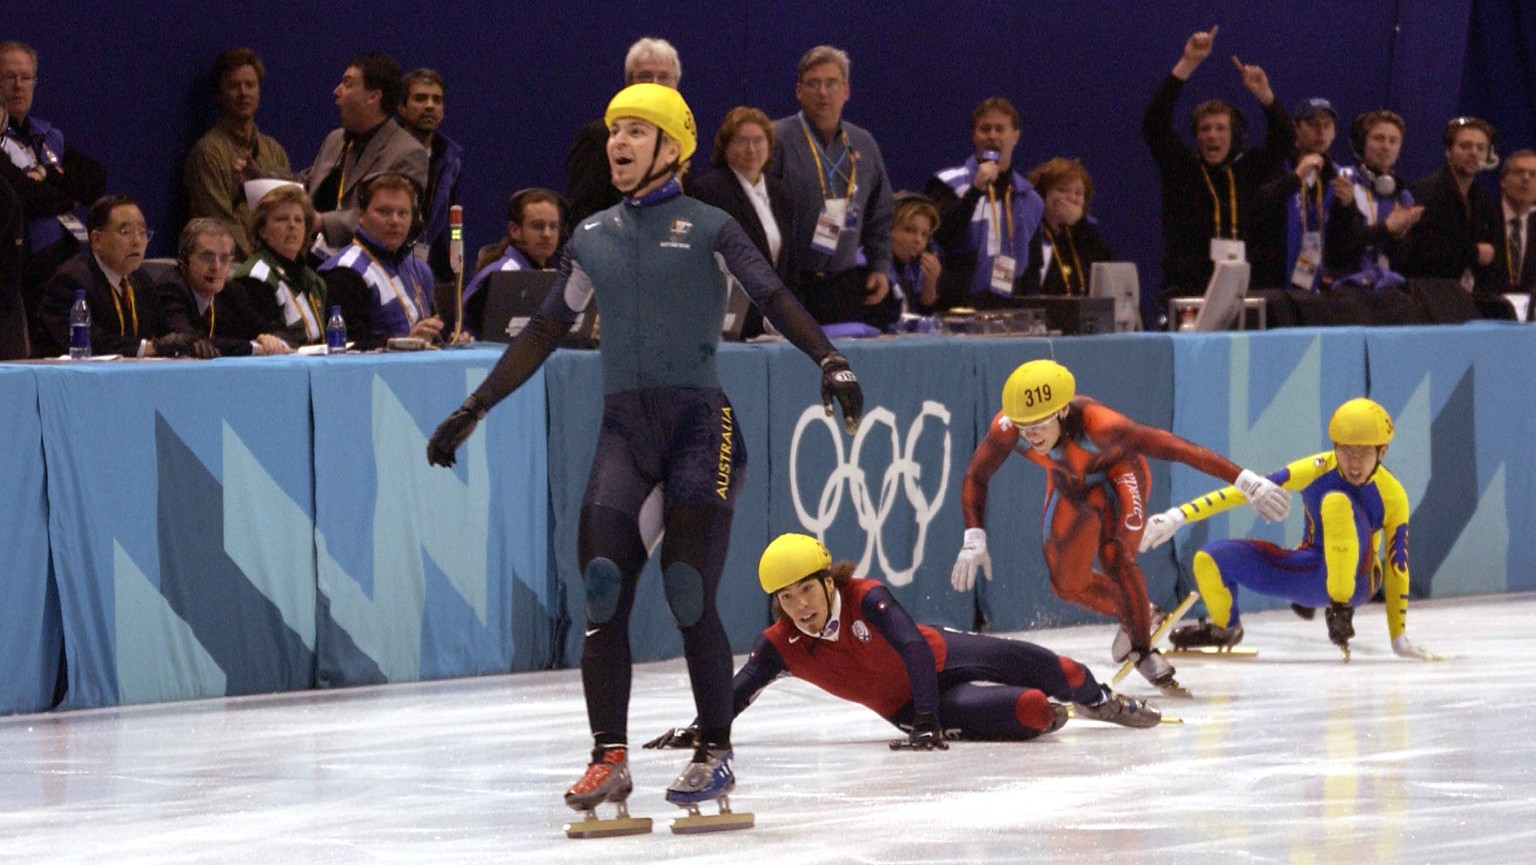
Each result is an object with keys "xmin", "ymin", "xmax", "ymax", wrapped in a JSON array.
[
  {"xmin": 721, "ymin": 278, "xmax": 752, "ymax": 341},
  {"xmin": 1193, "ymin": 260, "xmax": 1251, "ymax": 331},
  {"xmin": 478, "ymin": 270, "xmax": 596, "ymax": 346},
  {"xmin": 1088, "ymin": 262, "xmax": 1142, "ymax": 332}
]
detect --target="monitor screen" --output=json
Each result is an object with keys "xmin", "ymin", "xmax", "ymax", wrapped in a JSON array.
[
  {"xmin": 1194, "ymin": 261, "xmax": 1251, "ymax": 332},
  {"xmin": 1089, "ymin": 262, "xmax": 1141, "ymax": 332}
]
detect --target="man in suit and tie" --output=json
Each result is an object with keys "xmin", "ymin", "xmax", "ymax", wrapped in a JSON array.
[
  {"xmin": 300, "ymin": 53, "xmax": 427, "ymax": 256},
  {"xmin": 1482, "ymin": 149, "xmax": 1536, "ymax": 305},
  {"xmin": 37, "ymin": 195, "xmax": 202, "ymax": 358},
  {"xmin": 155, "ymin": 218, "xmax": 290, "ymax": 357}
]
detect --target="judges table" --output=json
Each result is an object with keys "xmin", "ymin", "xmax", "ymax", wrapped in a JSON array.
[{"xmin": 5, "ymin": 324, "xmax": 1535, "ymax": 715}]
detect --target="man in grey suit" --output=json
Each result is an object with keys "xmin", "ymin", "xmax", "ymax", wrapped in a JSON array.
[{"xmin": 299, "ymin": 52, "xmax": 427, "ymax": 254}]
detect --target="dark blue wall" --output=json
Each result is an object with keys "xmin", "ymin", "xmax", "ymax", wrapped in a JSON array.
[{"xmin": 8, "ymin": 1, "xmax": 1502, "ymax": 295}]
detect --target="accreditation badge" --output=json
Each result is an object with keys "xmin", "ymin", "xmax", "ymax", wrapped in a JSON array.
[
  {"xmin": 811, "ymin": 198, "xmax": 848, "ymax": 254},
  {"xmin": 990, "ymin": 254, "xmax": 1017, "ymax": 295},
  {"xmin": 1290, "ymin": 231, "xmax": 1321, "ymax": 290},
  {"xmin": 1210, "ymin": 238, "xmax": 1247, "ymax": 263}
]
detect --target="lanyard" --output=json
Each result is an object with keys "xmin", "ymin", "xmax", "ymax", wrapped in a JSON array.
[
  {"xmin": 1199, "ymin": 164, "xmax": 1239, "ymax": 238},
  {"xmin": 1507, "ymin": 216, "xmax": 1524, "ymax": 284},
  {"xmin": 354, "ymin": 240, "xmax": 425, "ymax": 324},
  {"xmin": 1297, "ymin": 179, "xmax": 1324, "ymax": 233},
  {"xmin": 110, "ymin": 279, "xmax": 138, "ymax": 336},
  {"xmin": 986, "ymin": 182, "xmax": 1016, "ymax": 253},
  {"xmin": 1043, "ymin": 224, "xmax": 1084, "ymax": 295},
  {"xmin": 203, "ymin": 300, "xmax": 216, "ymax": 337},
  {"xmin": 799, "ymin": 118, "xmax": 855, "ymax": 201},
  {"xmin": 335, "ymin": 140, "xmax": 354, "ymax": 210}
]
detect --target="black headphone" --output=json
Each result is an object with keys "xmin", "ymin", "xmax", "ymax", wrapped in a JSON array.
[
  {"xmin": 1349, "ymin": 111, "xmax": 1404, "ymax": 197},
  {"xmin": 1189, "ymin": 99, "xmax": 1248, "ymax": 161},
  {"xmin": 1443, "ymin": 116, "xmax": 1500, "ymax": 171}
]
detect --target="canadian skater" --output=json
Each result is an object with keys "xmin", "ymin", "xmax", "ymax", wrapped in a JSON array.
[
  {"xmin": 952, "ymin": 359, "xmax": 1290, "ymax": 692},
  {"xmin": 425, "ymin": 83, "xmax": 863, "ymax": 837},
  {"xmin": 647, "ymin": 533, "xmax": 1161, "ymax": 755},
  {"xmin": 1141, "ymin": 397, "xmax": 1441, "ymax": 662}
]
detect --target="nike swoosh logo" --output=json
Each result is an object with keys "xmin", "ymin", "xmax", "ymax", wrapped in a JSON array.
[
  {"xmin": 787, "ymin": 635, "xmax": 801, "ymax": 643},
  {"xmin": 585, "ymin": 627, "xmax": 601, "ymax": 637},
  {"xmin": 582, "ymin": 221, "xmax": 600, "ymax": 231}
]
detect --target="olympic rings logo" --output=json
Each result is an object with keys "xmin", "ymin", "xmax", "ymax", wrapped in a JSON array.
[{"xmin": 788, "ymin": 401, "xmax": 952, "ymax": 586}]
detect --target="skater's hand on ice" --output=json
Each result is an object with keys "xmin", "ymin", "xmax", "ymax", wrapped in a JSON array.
[
  {"xmin": 1391, "ymin": 635, "xmax": 1445, "ymax": 661},
  {"xmin": 890, "ymin": 712, "xmax": 948, "ymax": 751},
  {"xmin": 643, "ymin": 725, "xmax": 700, "ymax": 750},
  {"xmin": 951, "ymin": 528, "xmax": 992, "ymax": 591},
  {"xmin": 426, "ymin": 395, "xmax": 487, "ymax": 468},
  {"xmin": 819, "ymin": 351, "xmax": 863, "ymax": 435},
  {"xmin": 1139, "ymin": 507, "xmax": 1186, "ymax": 552},
  {"xmin": 1236, "ymin": 469, "xmax": 1290, "ymax": 522}
]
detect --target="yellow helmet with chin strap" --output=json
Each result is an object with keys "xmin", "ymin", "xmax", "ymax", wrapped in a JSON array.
[
  {"xmin": 604, "ymin": 82, "xmax": 697, "ymax": 164},
  {"xmin": 1328, "ymin": 398, "xmax": 1394, "ymax": 446},
  {"xmin": 758, "ymin": 533, "xmax": 832, "ymax": 594},
  {"xmin": 1001, "ymin": 359, "xmax": 1075, "ymax": 425}
]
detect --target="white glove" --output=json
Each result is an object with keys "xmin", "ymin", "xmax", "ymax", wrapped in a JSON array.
[
  {"xmin": 1235, "ymin": 469, "xmax": 1290, "ymax": 522},
  {"xmin": 951, "ymin": 528, "xmax": 993, "ymax": 592},
  {"xmin": 1391, "ymin": 634, "xmax": 1445, "ymax": 661},
  {"xmin": 1138, "ymin": 507, "xmax": 1186, "ymax": 552}
]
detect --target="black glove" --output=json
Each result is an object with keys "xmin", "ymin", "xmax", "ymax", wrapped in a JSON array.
[
  {"xmin": 819, "ymin": 351, "xmax": 863, "ymax": 435},
  {"xmin": 642, "ymin": 725, "xmax": 699, "ymax": 750},
  {"xmin": 189, "ymin": 338, "xmax": 220, "ymax": 360},
  {"xmin": 151, "ymin": 332, "xmax": 195, "ymax": 357},
  {"xmin": 889, "ymin": 711, "xmax": 948, "ymax": 751},
  {"xmin": 426, "ymin": 394, "xmax": 488, "ymax": 468},
  {"xmin": 1325, "ymin": 601, "xmax": 1355, "ymax": 646}
]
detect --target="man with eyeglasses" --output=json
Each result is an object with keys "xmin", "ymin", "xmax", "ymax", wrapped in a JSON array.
[
  {"xmin": 565, "ymin": 38, "xmax": 682, "ymax": 224},
  {"xmin": 1478, "ymin": 149, "xmax": 1536, "ymax": 301},
  {"xmin": 0, "ymin": 40, "xmax": 106, "ymax": 351},
  {"xmin": 153, "ymin": 218, "xmax": 290, "ymax": 357},
  {"xmin": 38, "ymin": 195, "xmax": 205, "ymax": 358},
  {"xmin": 769, "ymin": 45, "xmax": 895, "ymax": 331}
]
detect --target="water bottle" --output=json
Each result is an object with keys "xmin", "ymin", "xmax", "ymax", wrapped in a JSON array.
[
  {"xmin": 69, "ymin": 289, "xmax": 91, "ymax": 360},
  {"xmin": 326, "ymin": 305, "xmax": 346, "ymax": 354}
]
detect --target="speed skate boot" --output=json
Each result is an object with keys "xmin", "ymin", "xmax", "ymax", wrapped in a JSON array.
[
  {"xmin": 1074, "ymin": 686, "xmax": 1162, "ymax": 728},
  {"xmin": 1133, "ymin": 648, "xmax": 1190, "ymax": 697},
  {"xmin": 1169, "ymin": 619, "xmax": 1244, "ymax": 650},
  {"xmin": 1112, "ymin": 602, "xmax": 1168, "ymax": 663},
  {"xmin": 563, "ymin": 746, "xmax": 652, "ymax": 839},
  {"xmin": 665, "ymin": 745, "xmax": 754, "ymax": 834}
]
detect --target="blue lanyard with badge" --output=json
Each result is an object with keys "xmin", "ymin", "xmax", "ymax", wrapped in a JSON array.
[{"xmin": 801, "ymin": 119, "xmax": 859, "ymax": 255}]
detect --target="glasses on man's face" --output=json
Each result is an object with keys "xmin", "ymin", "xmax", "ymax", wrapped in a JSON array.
[
  {"xmin": 193, "ymin": 251, "xmax": 236, "ymax": 266},
  {"xmin": 0, "ymin": 74, "xmax": 37, "ymax": 89},
  {"xmin": 799, "ymin": 78, "xmax": 845, "ymax": 93},
  {"xmin": 112, "ymin": 225, "xmax": 153, "ymax": 242}
]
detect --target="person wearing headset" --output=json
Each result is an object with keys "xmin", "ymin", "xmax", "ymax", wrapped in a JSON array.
[
  {"xmin": 644, "ymin": 533, "xmax": 1162, "ymax": 756},
  {"xmin": 425, "ymin": 84, "xmax": 863, "ymax": 830},
  {"xmin": 1142, "ymin": 26, "xmax": 1294, "ymax": 318},
  {"xmin": 318, "ymin": 171, "xmax": 458, "ymax": 350},
  {"xmin": 1402, "ymin": 116, "xmax": 1502, "ymax": 292},
  {"xmin": 1140, "ymin": 399, "xmax": 1440, "ymax": 663},
  {"xmin": 950, "ymin": 359, "xmax": 1289, "ymax": 693},
  {"xmin": 1322, "ymin": 110, "xmax": 1424, "ymax": 290}
]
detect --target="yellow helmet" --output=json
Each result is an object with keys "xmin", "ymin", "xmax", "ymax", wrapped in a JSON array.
[
  {"xmin": 1328, "ymin": 398, "xmax": 1394, "ymax": 446},
  {"xmin": 1002, "ymin": 359, "xmax": 1075, "ymax": 425},
  {"xmin": 604, "ymin": 82, "xmax": 697, "ymax": 164},
  {"xmin": 758, "ymin": 533, "xmax": 832, "ymax": 594}
]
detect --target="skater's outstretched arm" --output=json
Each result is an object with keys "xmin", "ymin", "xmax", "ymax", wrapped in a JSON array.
[
  {"xmin": 1140, "ymin": 451, "xmax": 1323, "ymax": 552},
  {"xmin": 644, "ymin": 635, "xmax": 789, "ymax": 749},
  {"xmin": 861, "ymin": 585, "xmax": 941, "ymax": 725}
]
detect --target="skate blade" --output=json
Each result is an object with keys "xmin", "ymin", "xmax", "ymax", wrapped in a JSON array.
[
  {"xmin": 564, "ymin": 814, "xmax": 653, "ymax": 839},
  {"xmin": 1156, "ymin": 681, "xmax": 1193, "ymax": 699},
  {"xmin": 1167, "ymin": 646, "xmax": 1258, "ymax": 657},
  {"xmin": 1159, "ymin": 715, "xmax": 1184, "ymax": 725},
  {"xmin": 1338, "ymin": 644, "xmax": 1351, "ymax": 663},
  {"xmin": 670, "ymin": 811, "xmax": 754, "ymax": 834},
  {"xmin": 1111, "ymin": 591, "xmax": 1200, "ymax": 685}
]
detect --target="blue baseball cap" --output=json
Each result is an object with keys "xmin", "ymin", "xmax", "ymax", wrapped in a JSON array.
[{"xmin": 1294, "ymin": 97, "xmax": 1337, "ymax": 122}]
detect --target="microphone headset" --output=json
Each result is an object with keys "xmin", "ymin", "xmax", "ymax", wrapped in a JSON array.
[
  {"xmin": 1443, "ymin": 116, "xmax": 1500, "ymax": 171},
  {"xmin": 1350, "ymin": 110, "xmax": 1405, "ymax": 197}
]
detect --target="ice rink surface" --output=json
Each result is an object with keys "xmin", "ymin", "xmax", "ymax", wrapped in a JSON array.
[{"xmin": 3, "ymin": 593, "xmax": 1533, "ymax": 865}]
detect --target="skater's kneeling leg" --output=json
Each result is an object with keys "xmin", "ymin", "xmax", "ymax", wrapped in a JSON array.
[
  {"xmin": 937, "ymin": 683, "xmax": 1064, "ymax": 741},
  {"xmin": 1192, "ymin": 550, "xmax": 1236, "ymax": 627}
]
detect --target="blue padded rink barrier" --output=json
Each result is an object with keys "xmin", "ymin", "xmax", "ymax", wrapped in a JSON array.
[{"xmin": 3, "ymin": 593, "xmax": 1534, "ymax": 864}]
